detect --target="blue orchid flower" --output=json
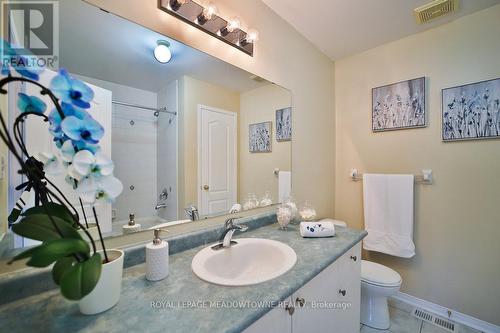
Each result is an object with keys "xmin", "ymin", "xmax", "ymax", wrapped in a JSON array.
[
  {"xmin": 48, "ymin": 102, "xmax": 89, "ymax": 138},
  {"xmin": 61, "ymin": 115, "xmax": 104, "ymax": 145},
  {"xmin": 17, "ymin": 93, "xmax": 47, "ymax": 114},
  {"xmin": 50, "ymin": 69, "xmax": 94, "ymax": 109},
  {"xmin": 1, "ymin": 39, "xmax": 42, "ymax": 80}
]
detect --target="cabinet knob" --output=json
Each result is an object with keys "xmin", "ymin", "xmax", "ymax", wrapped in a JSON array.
[
  {"xmin": 285, "ymin": 304, "xmax": 295, "ymax": 316},
  {"xmin": 338, "ymin": 289, "xmax": 347, "ymax": 296},
  {"xmin": 295, "ymin": 297, "xmax": 305, "ymax": 307},
  {"xmin": 350, "ymin": 255, "xmax": 357, "ymax": 262}
]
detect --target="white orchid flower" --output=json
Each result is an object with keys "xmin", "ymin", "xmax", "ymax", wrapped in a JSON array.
[
  {"xmin": 60, "ymin": 140, "xmax": 76, "ymax": 162},
  {"xmin": 71, "ymin": 150, "xmax": 114, "ymax": 180},
  {"xmin": 77, "ymin": 174, "xmax": 123, "ymax": 204},
  {"xmin": 37, "ymin": 152, "xmax": 64, "ymax": 175}
]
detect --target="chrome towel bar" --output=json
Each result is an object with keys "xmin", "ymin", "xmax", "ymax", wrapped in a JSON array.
[{"xmin": 350, "ymin": 169, "xmax": 433, "ymax": 185}]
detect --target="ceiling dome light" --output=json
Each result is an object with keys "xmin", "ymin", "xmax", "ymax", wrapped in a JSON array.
[{"xmin": 154, "ymin": 40, "xmax": 172, "ymax": 64}]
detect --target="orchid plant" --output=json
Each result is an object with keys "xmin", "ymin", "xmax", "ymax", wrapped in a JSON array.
[{"xmin": 0, "ymin": 39, "xmax": 122, "ymax": 300}]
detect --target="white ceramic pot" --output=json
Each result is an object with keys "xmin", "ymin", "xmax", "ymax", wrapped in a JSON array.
[{"xmin": 79, "ymin": 249, "xmax": 124, "ymax": 315}]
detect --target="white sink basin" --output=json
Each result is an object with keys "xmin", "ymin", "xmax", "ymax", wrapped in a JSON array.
[{"xmin": 191, "ymin": 238, "xmax": 297, "ymax": 286}]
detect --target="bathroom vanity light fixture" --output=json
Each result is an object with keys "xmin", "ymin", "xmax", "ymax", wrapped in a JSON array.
[
  {"xmin": 197, "ymin": 1, "xmax": 217, "ymax": 25},
  {"xmin": 159, "ymin": 0, "xmax": 257, "ymax": 56},
  {"xmin": 169, "ymin": 0, "xmax": 188, "ymax": 12},
  {"xmin": 154, "ymin": 40, "xmax": 172, "ymax": 63}
]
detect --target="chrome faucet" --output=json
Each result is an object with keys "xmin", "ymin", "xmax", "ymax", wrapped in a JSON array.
[
  {"xmin": 219, "ymin": 217, "xmax": 248, "ymax": 248},
  {"xmin": 155, "ymin": 203, "xmax": 167, "ymax": 210},
  {"xmin": 185, "ymin": 205, "xmax": 199, "ymax": 221}
]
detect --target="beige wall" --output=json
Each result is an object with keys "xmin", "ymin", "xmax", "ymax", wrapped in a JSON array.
[
  {"xmin": 334, "ymin": 5, "xmax": 500, "ymax": 325},
  {"xmin": 178, "ymin": 75, "xmax": 240, "ymax": 215},
  {"xmin": 85, "ymin": 0, "xmax": 336, "ymax": 219},
  {"xmin": 239, "ymin": 84, "xmax": 292, "ymax": 202}
]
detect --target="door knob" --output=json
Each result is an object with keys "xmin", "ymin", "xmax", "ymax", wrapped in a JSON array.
[
  {"xmin": 285, "ymin": 304, "xmax": 295, "ymax": 316},
  {"xmin": 350, "ymin": 255, "xmax": 357, "ymax": 262},
  {"xmin": 295, "ymin": 297, "xmax": 305, "ymax": 307},
  {"xmin": 202, "ymin": 185, "xmax": 209, "ymax": 191},
  {"xmin": 339, "ymin": 289, "xmax": 347, "ymax": 296}
]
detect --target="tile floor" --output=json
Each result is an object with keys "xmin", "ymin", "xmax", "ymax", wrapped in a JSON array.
[{"xmin": 360, "ymin": 301, "xmax": 484, "ymax": 333}]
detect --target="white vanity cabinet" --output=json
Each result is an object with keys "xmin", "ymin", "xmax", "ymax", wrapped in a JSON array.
[{"xmin": 243, "ymin": 242, "xmax": 361, "ymax": 333}]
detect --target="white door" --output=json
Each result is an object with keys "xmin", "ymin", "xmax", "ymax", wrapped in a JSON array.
[
  {"xmin": 23, "ymin": 70, "xmax": 113, "ymax": 233},
  {"xmin": 198, "ymin": 105, "xmax": 236, "ymax": 216}
]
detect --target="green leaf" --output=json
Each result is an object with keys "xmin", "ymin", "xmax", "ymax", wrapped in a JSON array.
[
  {"xmin": 22, "ymin": 203, "xmax": 76, "ymax": 224},
  {"xmin": 8, "ymin": 245, "xmax": 40, "ymax": 264},
  {"xmin": 25, "ymin": 239, "xmax": 90, "ymax": 267},
  {"xmin": 60, "ymin": 253, "xmax": 102, "ymax": 300},
  {"xmin": 52, "ymin": 257, "xmax": 77, "ymax": 285},
  {"xmin": 12, "ymin": 213, "xmax": 82, "ymax": 242}
]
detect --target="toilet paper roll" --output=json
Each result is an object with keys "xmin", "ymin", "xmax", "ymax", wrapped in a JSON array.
[{"xmin": 146, "ymin": 241, "xmax": 169, "ymax": 281}]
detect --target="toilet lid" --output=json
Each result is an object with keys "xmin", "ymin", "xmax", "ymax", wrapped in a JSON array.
[{"xmin": 361, "ymin": 260, "xmax": 402, "ymax": 287}]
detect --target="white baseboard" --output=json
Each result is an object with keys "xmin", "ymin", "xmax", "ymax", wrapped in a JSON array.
[{"xmin": 391, "ymin": 292, "xmax": 500, "ymax": 333}]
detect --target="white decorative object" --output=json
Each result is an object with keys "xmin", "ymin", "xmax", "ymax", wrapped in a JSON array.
[
  {"xmin": 243, "ymin": 193, "xmax": 259, "ymax": 210},
  {"xmin": 229, "ymin": 203, "xmax": 242, "ymax": 214},
  {"xmin": 79, "ymin": 249, "xmax": 124, "ymax": 315},
  {"xmin": 260, "ymin": 191, "xmax": 273, "ymax": 207},
  {"xmin": 283, "ymin": 196, "xmax": 298, "ymax": 222},
  {"xmin": 299, "ymin": 201, "xmax": 317, "ymax": 222},
  {"xmin": 276, "ymin": 204, "xmax": 292, "ymax": 230},
  {"xmin": 299, "ymin": 221, "xmax": 335, "ymax": 238},
  {"xmin": 146, "ymin": 229, "xmax": 169, "ymax": 281}
]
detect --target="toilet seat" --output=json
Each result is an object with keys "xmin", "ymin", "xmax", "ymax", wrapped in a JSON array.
[{"xmin": 361, "ymin": 260, "xmax": 402, "ymax": 287}]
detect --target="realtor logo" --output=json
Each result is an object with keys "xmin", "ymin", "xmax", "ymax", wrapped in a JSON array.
[{"xmin": 1, "ymin": 0, "xmax": 59, "ymax": 69}]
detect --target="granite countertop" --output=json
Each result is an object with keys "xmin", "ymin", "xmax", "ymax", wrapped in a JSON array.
[{"xmin": 0, "ymin": 223, "xmax": 367, "ymax": 333}]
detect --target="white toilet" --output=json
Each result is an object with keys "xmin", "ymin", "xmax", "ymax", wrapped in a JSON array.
[
  {"xmin": 320, "ymin": 219, "xmax": 404, "ymax": 329},
  {"xmin": 360, "ymin": 260, "xmax": 402, "ymax": 329}
]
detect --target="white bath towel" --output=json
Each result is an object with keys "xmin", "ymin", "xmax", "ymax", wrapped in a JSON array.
[
  {"xmin": 300, "ymin": 222, "xmax": 336, "ymax": 238},
  {"xmin": 278, "ymin": 171, "xmax": 292, "ymax": 202},
  {"xmin": 363, "ymin": 174, "xmax": 415, "ymax": 258}
]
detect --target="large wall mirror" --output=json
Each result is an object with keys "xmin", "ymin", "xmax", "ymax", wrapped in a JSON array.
[{"xmin": 0, "ymin": 0, "xmax": 292, "ymax": 256}]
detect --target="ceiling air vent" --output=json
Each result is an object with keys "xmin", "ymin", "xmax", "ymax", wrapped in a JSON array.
[
  {"xmin": 414, "ymin": 0, "xmax": 459, "ymax": 24},
  {"xmin": 249, "ymin": 75, "xmax": 267, "ymax": 83}
]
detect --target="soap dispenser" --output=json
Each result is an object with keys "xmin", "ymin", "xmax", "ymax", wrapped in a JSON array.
[
  {"xmin": 146, "ymin": 229, "xmax": 169, "ymax": 281},
  {"xmin": 122, "ymin": 213, "xmax": 142, "ymax": 234}
]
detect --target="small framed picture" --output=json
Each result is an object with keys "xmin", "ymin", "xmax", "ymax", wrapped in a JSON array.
[
  {"xmin": 276, "ymin": 107, "xmax": 292, "ymax": 141},
  {"xmin": 249, "ymin": 121, "xmax": 272, "ymax": 153},
  {"xmin": 372, "ymin": 77, "xmax": 426, "ymax": 132},
  {"xmin": 442, "ymin": 77, "xmax": 500, "ymax": 142}
]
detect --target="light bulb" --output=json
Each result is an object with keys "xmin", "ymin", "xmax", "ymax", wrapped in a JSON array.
[
  {"xmin": 202, "ymin": 2, "xmax": 218, "ymax": 20},
  {"xmin": 226, "ymin": 17, "xmax": 240, "ymax": 33},
  {"xmin": 154, "ymin": 41, "xmax": 172, "ymax": 64},
  {"xmin": 246, "ymin": 28, "xmax": 259, "ymax": 43}
]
